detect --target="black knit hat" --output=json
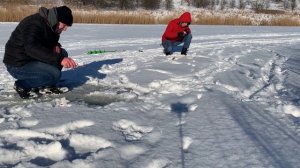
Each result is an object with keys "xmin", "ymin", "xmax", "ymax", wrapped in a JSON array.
[{"xmin": 56, "ymin": 6, "xmax": 73, "ymax": 26}]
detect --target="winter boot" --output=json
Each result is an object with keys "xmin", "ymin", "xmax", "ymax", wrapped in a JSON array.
[
  {"xmin": 39, "ymin": 86, "xmax": 69, "ymax": 95},
  {"xmin": 181, "ymin": 47, "xmax": 188, "ymax": 55},
  {"xmin": 14, "ymin": 83, "xmax": 39, "ymax": 99},
  {"xmin": 164, "ymin": 51, "xmax": 171, "ymax": 56}
]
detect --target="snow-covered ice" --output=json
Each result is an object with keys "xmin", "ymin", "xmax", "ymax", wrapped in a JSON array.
[{"xmin": 0, "ymin": 23, "xmax": 300, "ymax": 167}]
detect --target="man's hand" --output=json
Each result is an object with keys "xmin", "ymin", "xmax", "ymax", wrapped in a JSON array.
[{"xmin": 61, "ymin": 57, "xmax": 77, "ymax": 69}]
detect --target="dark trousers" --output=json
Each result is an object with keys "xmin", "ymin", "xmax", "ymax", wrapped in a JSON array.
[
  {"xmin": 162, "ymin": 33, "xmax": 192, "ymax": 54},
  {"xmin": 6, "ymin": 49, "xmax": 68, "ymax": 90}
]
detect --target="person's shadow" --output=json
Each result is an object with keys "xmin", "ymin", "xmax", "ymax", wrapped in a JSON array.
[
  {"xmin": 171, "ymin": 102, "xmax": 189, "ymax": 168},
  {"xmin": 60, "ymin": 58, "xmax": 123, "ymax": 89}
]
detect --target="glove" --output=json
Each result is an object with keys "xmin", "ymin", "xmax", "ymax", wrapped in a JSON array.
[
  {"xmin": 178, "ymin": 31, "xmax": 188, "ymax": 41},
  {"xmin": 178, "ymin": 32, "xmax": 185, "ymax": 38},
  {"xmin": 184, "ymin": 29, "xmax": 189, "ymax": 34}
]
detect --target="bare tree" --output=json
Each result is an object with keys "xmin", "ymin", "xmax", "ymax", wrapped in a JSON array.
[
  {"xmin": 291, "ymin": 0, "xmax": 297, "ymax": 10},
  {"xmin": 119, "ymin": 0, "xmax": 129, "ymax": 9},
  {"xmin": 219, "ymin": 0, "xmax": 226, "ymax": 9},
  {"xmin": 238, "ymin": 0, "xmax": 246, "ymax": 9},
  {"xmin": 165, "ymin": 0, "xmax": 174, "ymax": 10},
  {"xmin": 253, "ymin": 0, "xmax": 270, "ymax": 10},
  {"xmin": 191, "ymin": 0, "xmax": 210, "ymax": 8},
  {"xmin": 142, "ymin": 0, "xmax": 161, "ymax": 10},
  {"xmin": 134, "ymin": 0, "xmax": 142, "ymax": 8},
  {"xmin": 230, "ymin": 0, "xmax": 236, "ymax": 8}
]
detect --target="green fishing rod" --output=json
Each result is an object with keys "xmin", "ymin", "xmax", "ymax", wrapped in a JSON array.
[{"xmin": 87, "ymin": 50, "xmax": 117, "ymax": 55}]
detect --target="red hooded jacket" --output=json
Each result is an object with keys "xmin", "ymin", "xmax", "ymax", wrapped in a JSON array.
[{"xmin": 162, "ymin": 12, "xmax": 192, "ymax": 42}]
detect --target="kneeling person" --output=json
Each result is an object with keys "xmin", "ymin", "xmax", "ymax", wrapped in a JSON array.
[
  {"xmin": 162, "ymin": 12, "xmax": 192, "ymax": 56},
  {"xmin": 3, "ymin": 6, "xmax": 77, "ymax": 99}
]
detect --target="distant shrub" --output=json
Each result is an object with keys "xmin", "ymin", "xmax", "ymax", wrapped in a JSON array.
[
  {"xmin": 255, "ymin": 9, "xmax": 285, "ymax": 14},
  {"xmin": 194, "ymin": 15, "xmax": 252, "ymax": 25},
  {"xmin": 260, "ymin": 17, "xmax": 300, "ymax": 26}
]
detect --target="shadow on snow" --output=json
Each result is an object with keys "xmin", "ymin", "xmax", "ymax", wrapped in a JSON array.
[
  {"xmin": 60, "ymin": 58, "xmax": 123, "ymax": 89},
  {"xmin": 171, "ymin": 102, "xmax": 189, "ymax": 168}
]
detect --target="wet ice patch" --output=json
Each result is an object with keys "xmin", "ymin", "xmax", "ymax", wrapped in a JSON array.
[
  {"xmin": 63, "ymin": 83, "xmax": 139, "ymax": 106},
  {"xmin": 84, "ymin": 90, "xmax": 137, "ymax": 106},
  {"xmin": 112, "ymin": 119, "xmax": 153, "ymax": 141},
  {"xmin": 69, "ymin": 134, "xmax": 113, "ymax": 153}
]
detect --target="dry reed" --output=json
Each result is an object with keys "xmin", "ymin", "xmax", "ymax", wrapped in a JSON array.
[
  {"xmin": 260, "ymin": 17, "xmax": 300, "ymax": 26},
  {"xmin": 194, "ymin": 14, "xmax": 252, "ymax": 25},
  {"xmin": 0, "ymin": 5, "xmax": 36, "ymax": 22},
  {"xmin": 0, "ymin": 5, "xmax": 299, "ymax": 26}
]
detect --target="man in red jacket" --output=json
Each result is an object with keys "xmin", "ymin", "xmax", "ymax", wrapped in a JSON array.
[{"xmin": 162, "ymin": 12, "xmax": 192, "ymax": 56}]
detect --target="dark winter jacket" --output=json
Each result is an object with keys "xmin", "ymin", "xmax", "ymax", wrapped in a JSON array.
[
  {"xmin": 162, "ymin": 12, "xmax": 192, "ymax": 42},
  {"xmin": 3, "ymin": 7, "xmax": 63, "ymax": 67}
]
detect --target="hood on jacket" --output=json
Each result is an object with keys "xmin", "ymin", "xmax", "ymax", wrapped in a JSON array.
[
  {"xmin": 38, "ymin": 7, "xmax": 58, "ymax": 31},
  {"xmin": 178, "ymin": 12, "xmax": 192, "ymax": 24}
]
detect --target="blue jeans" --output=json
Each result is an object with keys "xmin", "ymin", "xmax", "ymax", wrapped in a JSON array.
[
  {"xmin": 162, "ymin": 33, "xmax": 192, "ymax": 54},
  {"xmin": 6, "ymin": 49, "xmax": 68, "ymax": 90}
]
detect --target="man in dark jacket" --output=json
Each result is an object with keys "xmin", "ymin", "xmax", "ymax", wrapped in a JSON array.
[
  {"xmin": 162, "ymin": 12, "xmax": 192, "ymax": 56},
  {"xmin": 3, "ymin": 6, "xmax": 77, "ymax": 99}
]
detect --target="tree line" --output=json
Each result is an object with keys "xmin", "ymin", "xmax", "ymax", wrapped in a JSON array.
[
  {"xmin": 63, "ymin": 0, "xmax": 300, "ymax": 10},
  {"xmin": 0, "ymin": 0, "xmax": 299, "ymax": 10}
]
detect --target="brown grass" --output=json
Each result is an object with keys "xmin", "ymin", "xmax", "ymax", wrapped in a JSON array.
[
  {"xmin": 0, "ymin": 5, "xmax": 36, "ymax": 22},
  {"xmin": 0, "ymin": 5, "xmax": 300, "ymax": 26},
  {"xmin": 73, "ymin": 10, "xmax": 156, "ymax": 24},
  {"xmin": 260, "ymin": 17, "xmax": 300, "ymax": 26},
  {"xmin": 194, "ymin": 14, "xmax": 252, "ymax": 25},
  {"xmin": 255, "ymin": 9, "xmax": 285, "ymax": 15}
]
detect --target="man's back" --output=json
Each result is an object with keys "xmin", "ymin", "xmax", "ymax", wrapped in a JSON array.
[{"xmin": 4, "ymin": 13, "xmax": 60, "ymax": 67}]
